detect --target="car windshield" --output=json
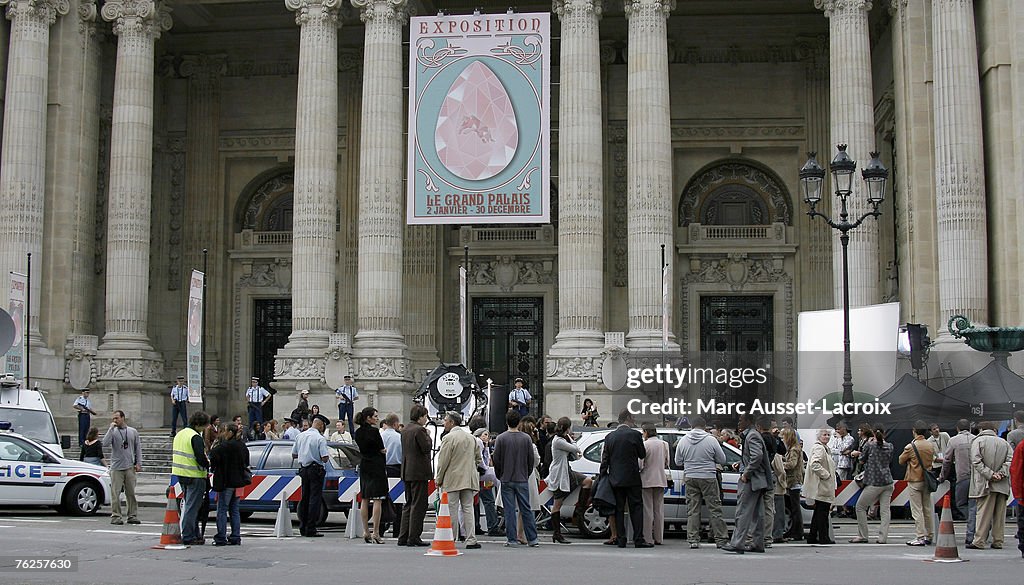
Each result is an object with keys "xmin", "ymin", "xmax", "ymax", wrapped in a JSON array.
[{"xmin": 0, "ymin": 408, "xmax": 58, "ymax": 445}]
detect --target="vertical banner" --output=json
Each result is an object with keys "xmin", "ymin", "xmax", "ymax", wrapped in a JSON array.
[
  {"xmin": 4, "ymin": 273, "xmax": 26, "ymax": 382},
  {"xmin": 662, "ymin": 264, "xmax": 670, "ymax": 348},
  {"xmin": 407, "ymin": 13, "xmax": 550, "ymax": 224},
  {"xmin": 186, "ymin": 270, "xmax": 204, "ymax": 403},
  {"xmin": 459, "ymin": 265, "xmax": 467, "ymax": 365}
]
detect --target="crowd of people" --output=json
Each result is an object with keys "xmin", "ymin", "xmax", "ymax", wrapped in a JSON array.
[{"xmin": 82, "ymin": 376, "xmax": 1024, "ymax": 556}]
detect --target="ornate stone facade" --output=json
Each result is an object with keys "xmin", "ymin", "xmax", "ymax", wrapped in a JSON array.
[{"xmin": 6, "ymin": 2, "xmax": 1021, "ymax": 429}]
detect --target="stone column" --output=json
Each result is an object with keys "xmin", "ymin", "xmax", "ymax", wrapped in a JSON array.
[
  {"xmin": 550, "ymin": 0, "xmax": 604, "ymax": 352},
  {"xmin": 44, "ymin": 0, "xmax": 103, "ymax": 395},
  {"xmin": 623, "ymin": 0, "xmax": 677, "ymax": 350},
  {"xmin": 931, "ymin": 0, "xmax": 988, "ymax": 326},
  {"xmin": 798, "ymin": 35, "xmax": 834, "ymax": 311},
  {"xmin": 0, "ymin": 0, "xmax": 68, "ymax": 346},
  {"xmin": 888, "ymin": 0, "xmax": 938, "ymax": 327},
  {"xmin": 97, "ymin": 0, "xmax": 170, "ymax": 352},
  {"xmin": 180, "ymin": 54, "xmax": 226, "ymax": 385},
  {"xmin": 283, "ymin": 0, "xmax": 340, "ymax": 350},
  {"xmin": 816, "ymin": 0, "xmax": 879, "ymax": 308},
  {"xmin": 352, "ymin": 0, "xmax": 408, "ymax": 358}
]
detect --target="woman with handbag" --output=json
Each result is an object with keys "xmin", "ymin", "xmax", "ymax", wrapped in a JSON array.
[
  {"xmin": 849, "ymin": 425, "xmax": 894, "ymax": 543},
  {"xmin": 898, "ymin": 420, "xmax": 936, "ymax": 546},
  {"xmin": 209, "ymin": 423, "xmax": 250, "ymax": 546},
  {"xmin": 546, "ymin": 417, "xmax": 591, "ymax": 544}
]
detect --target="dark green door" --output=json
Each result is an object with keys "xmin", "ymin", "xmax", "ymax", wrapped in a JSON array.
[
  {"xmin": 472, "ymin": 297, "xmax": 544, "ymax": 415},
  {"xmin": 253, "ymin": 299, "xmax": 291, "ymax": 420}
]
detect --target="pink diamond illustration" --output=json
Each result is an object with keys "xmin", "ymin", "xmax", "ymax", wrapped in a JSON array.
[{"xmin": 435, "ymin": 61, "xmax": 519, "ymax": 181}]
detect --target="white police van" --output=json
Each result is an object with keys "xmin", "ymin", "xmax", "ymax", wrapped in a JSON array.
[
  {"xmin": 0, "ymin": 421, "xmax": 111, "ymax": 515},
  {"xmin": 0, "ymin": 374, "xmax": 70, "ymax": 457}
]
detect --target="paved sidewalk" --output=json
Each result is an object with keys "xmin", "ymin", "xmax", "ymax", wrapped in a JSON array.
[{"xmin": 136, "ymin": 472, "xmax": 175, "ymax": 507}]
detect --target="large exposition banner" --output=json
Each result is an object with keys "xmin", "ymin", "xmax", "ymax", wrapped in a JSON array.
[
  {"xmin": 407, "ymin": 13, "xmax": 550, "ymax": 224},
  {"xmin": 186, "ymin": 270, "xmax": 204, "ymax": 404},
  {"xmin": 3, "ymin": 273, "xmax": 26, "ymax": 380}
]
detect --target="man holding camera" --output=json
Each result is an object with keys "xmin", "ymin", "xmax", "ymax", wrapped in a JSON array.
[{"xmin": 102, "ymin": 410, "xmax": 142, "ymax": 525}]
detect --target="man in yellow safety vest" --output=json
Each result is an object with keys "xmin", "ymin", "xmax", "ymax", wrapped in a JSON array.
[{"xmin": 173, "ymin": 411, "xmax": 211, "ymax": 545}]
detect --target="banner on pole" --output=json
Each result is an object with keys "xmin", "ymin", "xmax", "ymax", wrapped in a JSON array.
[
  {"xmin": 407, "ymin": 12, "xmax": 550, "ymax": 225},
  {"xmin": 186, "ymin": 270, "xmax": 204, "ymax": 403},
  {"xmin": 459, "ymin": 266, "xmax": 467, "ymax": 365},
  {"xmin": 662, "ymin": 264, "xmax": 670, "ymax": 348},
  {"xmin": 4, "ymin": 273, "xmax": 26, "ymax": 381}
]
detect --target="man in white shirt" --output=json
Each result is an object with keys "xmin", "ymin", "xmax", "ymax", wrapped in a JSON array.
[
  {"xmin": 507, "ymin": 378, "xmax": 532, "ymax": 417},
  {"xmin": 169, "ymin": 376, "xmax": 189, "ymax": 437},
  {"xmin": 380, "ymin": 412, "xmax": 403, "ymax": 538},
  {"xmin": 73, "ymin": 389, "xmax": 97, "ymax": 446},
  {"xmin": 335, "ymin": 375, "xmax": 359, "ymax": 434},
  {"xmin": 245, "ymin": 377, "xmax": 270, "ymax": 429}
]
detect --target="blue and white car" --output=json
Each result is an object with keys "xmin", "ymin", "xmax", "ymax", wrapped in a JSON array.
[{"xmin": 0, "ymin": 422, "xmax": 111, "ymax": 515}]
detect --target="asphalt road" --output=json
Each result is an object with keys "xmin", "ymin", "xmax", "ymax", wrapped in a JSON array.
[{"xmin": 0, "ymin": 507, "xmax": 1019, "ymax": 585}]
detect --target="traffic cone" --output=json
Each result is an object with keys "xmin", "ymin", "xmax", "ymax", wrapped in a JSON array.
[
  {"xmin": 425, "ymin": 491, "xmax": 461, "ymax": 557},
  {"xmin": 152, "ymin": 487, "xmax": 188, "ymax": 550},
  {"xmin": 924, "ymin": 494, "xmax": 968, "ymax": 563},
  {"xmin": 273, "ymin": 496, "xmax": 294, "ymax": 538}
]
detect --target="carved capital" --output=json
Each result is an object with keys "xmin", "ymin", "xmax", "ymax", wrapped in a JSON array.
[
  {"xmin": 100, "ymin": 0, "xmax": 171, "ymax": 39},
  {"xmin": 285, "ymin": 0, "xmax": 341, "ymax": 26},
  {"xmin": 815, "ymin": 0, "xmax": 872, "ymax": 16},
  {"xmin": 78, "ymin": 0, "xmax": 97, "ymax": 35},
  {"xmin": 553, "ymin": 0, "xmax": 603, "ymax": 21},
  {"xmin": 1, "ymin": 0, "xmax": 69, "ymax": 25},
  {"xmin": 351, "ymin": 0, "xmax": 407, "ymax": 26},
  {"xmin": 623, "ymin": 0, "xmax": 673, "ymax": 20}
]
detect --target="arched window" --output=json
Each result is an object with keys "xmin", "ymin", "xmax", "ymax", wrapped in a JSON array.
[
  {"xmin": 235, "ymin": 167, "xmax": 294, "ymax": 232},
  {"xmin": 678, "ymin": 160, "xmax": 792, "ymax": 227}
]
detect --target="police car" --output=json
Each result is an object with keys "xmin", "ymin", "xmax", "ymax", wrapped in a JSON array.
[
  {"xmin": 0, "ymin": 422, "xmax": 111, "ymax": 515},
  {"xmin": 0, "ymin": 376, "xmax": 70, "ymax": 457}
]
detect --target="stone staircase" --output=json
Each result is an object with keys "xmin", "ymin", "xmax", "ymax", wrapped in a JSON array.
[{"xmin": 92, "ymin": 429, "xmax": 173, "ymax": 473}]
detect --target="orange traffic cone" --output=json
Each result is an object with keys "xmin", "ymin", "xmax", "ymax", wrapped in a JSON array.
[
  {"xmin": 152, "ymin": 487, "xmax": 188, "ymax": 550},
  {"xmin": 924, "ymin": 494, "xmax": 968, "ymax": 563},
  {"xmin": 425, "ymin": 492, "xmax": 462, "ymax": 557}
]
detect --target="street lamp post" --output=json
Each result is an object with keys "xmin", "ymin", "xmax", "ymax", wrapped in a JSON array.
[{"xmin": 799, "ymin": 145, "xmax": 888, "ymax": 406}]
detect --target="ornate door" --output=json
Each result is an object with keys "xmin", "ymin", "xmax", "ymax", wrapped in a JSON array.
[
  {"xmin": 472, "ymin": 297, "xmax": 544, "ymax": 415},
  {"xmin": 699, "ymin": 296, "xmax": 773, "ymax": 407},
  {"xmin": 253, "ymin": 299, "xmax": 291, "ymax": 419}
]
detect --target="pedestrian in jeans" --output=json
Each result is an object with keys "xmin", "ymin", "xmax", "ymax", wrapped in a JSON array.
[
  {"xmin": 849, "ymin": 425, "xmax": 893, "ymax": 544},
  {"xmin": 492, "ymin": 408, "xmax": 539, "ymax": 547},
  {"xmin": 209, "ymin": 423, "xmax": 250, "ymax": 546},
  {"xmin": 781, "ymin": 428, "xmax": 804, "ymax": 541},
  {"xmin": 172, "ymin": 411, "xmax": 211, "ymax": 545},
  {"xmin": 474, "ymin": 428, "xmax": 501, "ymax": 536},
  {"xmin": 938, "ymin": 419, "xmax": 974, "ymax": 530},
  {"xmin": 102, "ymin": 410, "xmax": 142, "ymax": 525},
  {"xmin": 675, "ymin": 415, "xmax": 728, "ymax": 549}
]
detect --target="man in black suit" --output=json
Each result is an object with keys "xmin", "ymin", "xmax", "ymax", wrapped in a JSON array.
[
  {"xmin": 601, "ymin": 410, "xmax": 651, "ymax": 548},
  {"xmin": 398, "ymin": 404, "xmax": 432, "ymax": 547},
  {"xmin": 723, "ymin": 414, "xmax": 773, "ymax": 554}
]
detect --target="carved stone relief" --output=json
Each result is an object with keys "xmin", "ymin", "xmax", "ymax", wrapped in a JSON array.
[{"xmin": 679, "ymin": 161, "xmax": 793, "ymax": 227}]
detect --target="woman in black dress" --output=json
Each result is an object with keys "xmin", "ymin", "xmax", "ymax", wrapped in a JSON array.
[{"xmin": 354, "ymin": 407, "xmax": 388, "ymax": 543}]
